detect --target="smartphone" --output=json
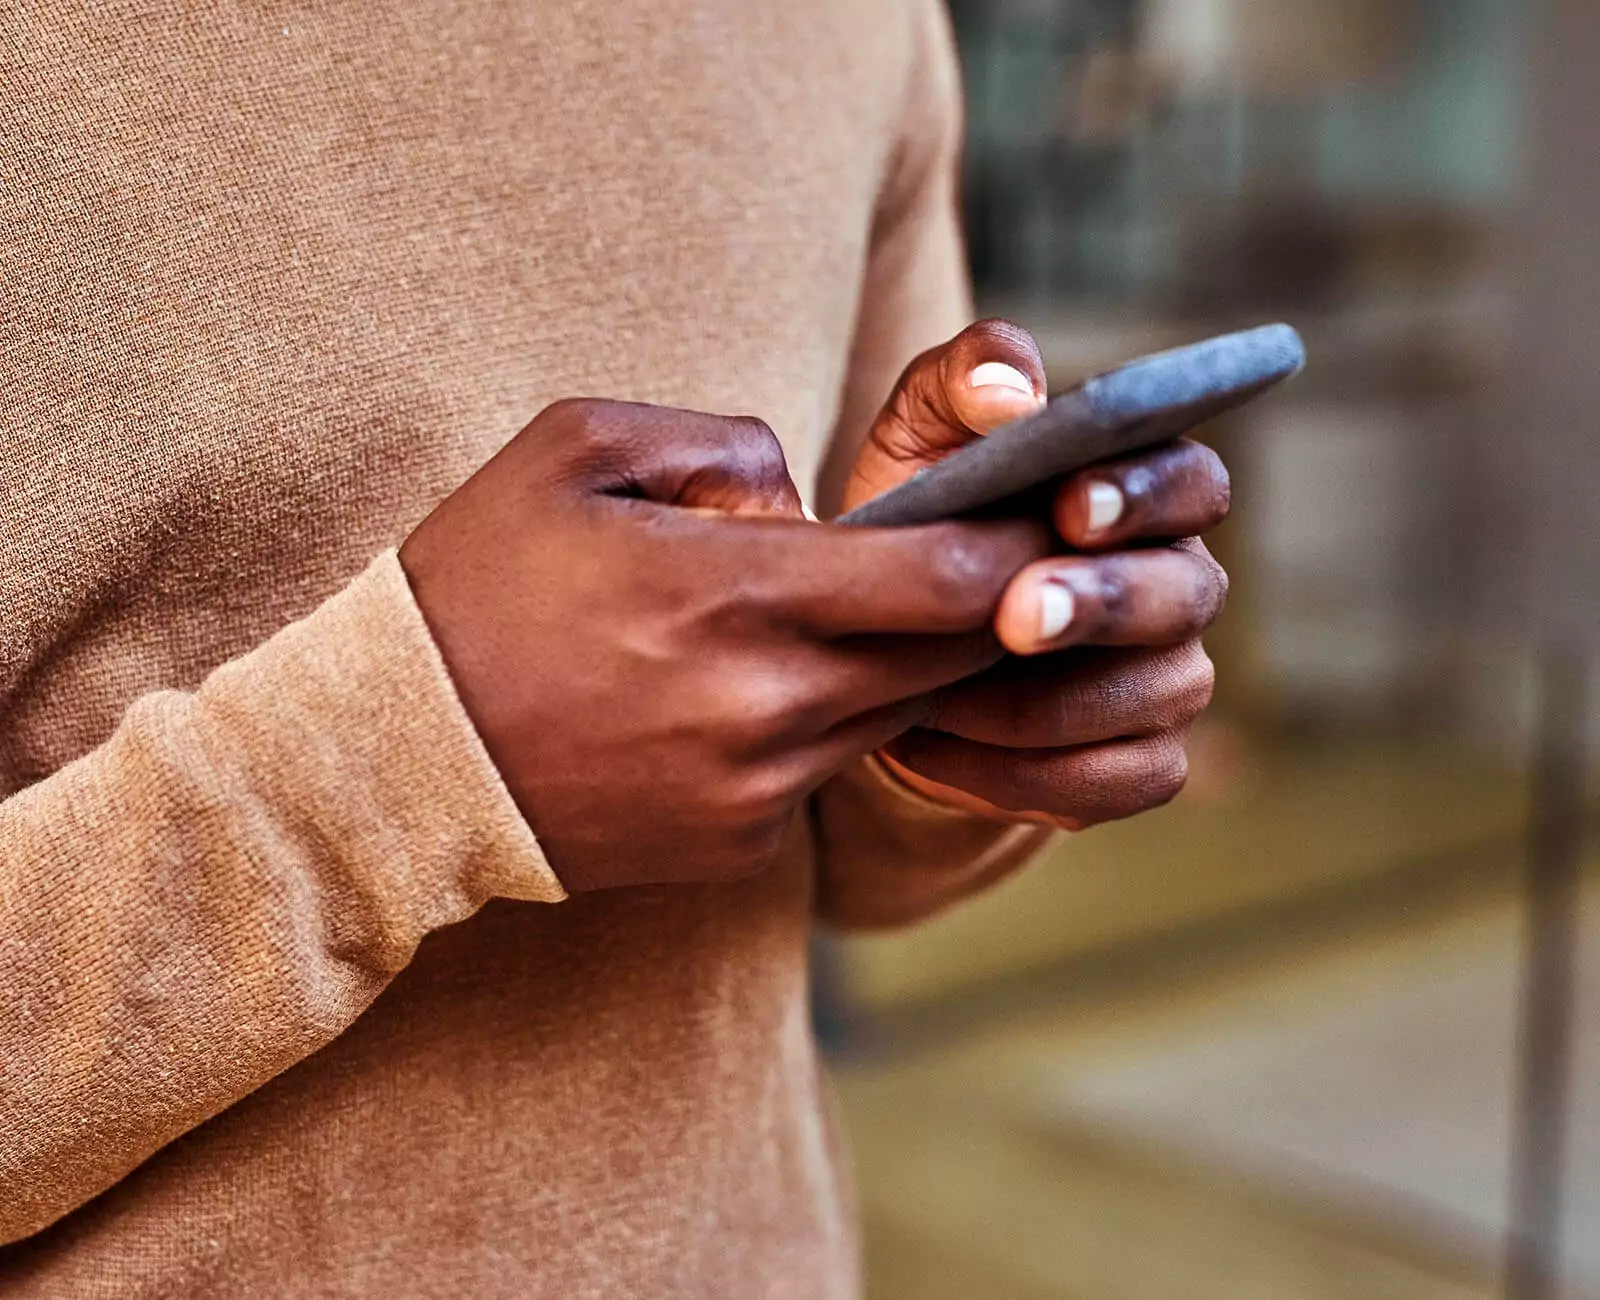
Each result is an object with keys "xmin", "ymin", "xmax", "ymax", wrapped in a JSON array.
[{"xmin": 837, "ymin": 324, "xmax": 1305, "ymax": 528}]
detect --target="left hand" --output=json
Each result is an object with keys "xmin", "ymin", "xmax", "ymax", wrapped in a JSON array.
[{"xmin": 841, "ymin": 319, "xmax": 1232, "ymax": 831}]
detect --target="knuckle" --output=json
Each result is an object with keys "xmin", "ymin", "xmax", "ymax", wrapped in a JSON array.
[
  {"xmin": 1168, "ymin": 441, "xmax": 1232, "ymax": 525},
  {"xmin": 726, "ymin": 415, "xmax": 786, "ymax": 471},
  {"xmin": 924, "ymin": 529, "xmax": 1007, "ymax": 612},
  {"xmin": 1182, "ymin": 645, "xmax": 1218, "ymax": 715},
  {"xmin": 1204, "ymin": 449, "xmax": 1234, "ymax": 520},
  {"xmin": 1208, "ymin": 551, "xmax": 1232, "ymax": 605},
  {"xmin": 729, "ymin": 680, "xmax": 792, "ymax": 735},
  {"xmin": 524, "ymin": 398, "xmax": 644, "ymax": 497},
  {"xmin": 700, "ymin": 574, "xmax": 769, "ymax": 634},
  {"xmin": 729, "ymin": 417, "xmax": 796, "ymax": 499},
  {"xmin": 541, "ymin": 396, "xmax": 609, "ymax": 437},
  {"xmin": 1179, "ymin": 551, "xmax": 1229, "ymax": 635},
  {"xmin": 724, "ymin": 672, "xmax": 818, "ymax": 742},
  {"xmin": 1142, "ymin": 739, "xmax": 1190, "ymax": 808},
  {"xmin": 1068, "ymin": 669, "xmax": 1137, "ymax": 733},
  {"xmin": 537, "ymin": 399, "xmax": 637, "ymax": 475},
  {"xmin": 1147, "ymin": 644, "xmax": 1215, "ymax": 728}
]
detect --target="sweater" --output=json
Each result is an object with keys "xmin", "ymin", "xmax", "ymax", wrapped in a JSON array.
[{"xmin": 0, "ymin": 2, "xmax": 1044, "ymax": 1294}]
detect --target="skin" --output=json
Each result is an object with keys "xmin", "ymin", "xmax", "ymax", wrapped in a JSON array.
[
  {"xmin": 844, "ymin": 319, "xmax": 1231, "ymax": 830},
  {"xmin": 401, "ymin": 398, "xmax": 1051, "ymax": 891},
  {"xmin": 401, "ymin": 318, "xmax": 1231, "ymax": 889}
]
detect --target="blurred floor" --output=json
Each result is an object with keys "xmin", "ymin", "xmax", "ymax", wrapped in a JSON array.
[
  {"xmin": 834, "ymin": 739, "xmax": 1599, "ymax": 1300},
  {"xmin": 838, "ymin": 733, "xmax": 1533, "ymax": 1016}
]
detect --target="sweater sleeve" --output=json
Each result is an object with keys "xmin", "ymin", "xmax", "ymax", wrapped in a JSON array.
[
  {"xmin": 0, "ymin": 551, "xmax": 563, "ymax": 1245},
  {"xmin": 811, "ymin": 0, "xmax": 1052, "ymax": 931}
]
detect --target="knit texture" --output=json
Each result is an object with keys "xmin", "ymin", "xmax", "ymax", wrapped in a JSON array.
[{"xmin": 0, "ymin": 3, "xmax": 1046, "ymax": 1294}]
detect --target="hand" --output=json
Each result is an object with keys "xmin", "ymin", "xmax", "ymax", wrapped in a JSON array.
[
  {"xmin": 842, "ymin": 321, "xmax": 1231, "ymax": 831},
  {"xmin": 400, "ymin": 399, "xmax": 1050, "ymax": 891}
]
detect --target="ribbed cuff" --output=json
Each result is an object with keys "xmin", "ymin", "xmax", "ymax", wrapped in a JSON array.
[{"xmin": 198, "ymin": 550, "xmax": 565, "ymax": 916}]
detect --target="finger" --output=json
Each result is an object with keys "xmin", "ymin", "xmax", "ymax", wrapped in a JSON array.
[
  {"xmin": 756, "ymin": 516, "xmax": 1054, "ymax": 636},
  {"xmin": 929, "ymin": 643, "xmax": 1215, "ymax": 748},
  {"xmin": 993, "ymin": 538, "xmax": 1228, "ymax": 656},
  {"xmin": 802, "ymin": 696, "xmax": 946, "ymax": 783},
  {"xmin": 844, "ymin": 319, "xmax": 1047, "ymax": 508},
  {"xmin": 736, "ymin": 632, "xmax": 1004, "ymax": 749},
  {"xmin": 814, "ymin": 630, "xmax": 1006, "ymax": 722},
  {"xmin": 543, "ymin": 398, "xmax": 804, "ymax": 517},
  {"xmin": 1054, "ymin": 439, "xmax": 1231, "ymax": 550},
  {"xmin": 937, "ymin": 320, "xmax": 1049, "ymax": 439},
  {"xmin": 883, "ymin": 729, "xmax": 1192, "ymax": 828},
  {"xmin": 888, "ymin": 318, "xmax": 1048, "ymax": 450}
]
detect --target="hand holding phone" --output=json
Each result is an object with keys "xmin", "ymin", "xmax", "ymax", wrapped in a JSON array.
[
  {"xmin": 839, "ymin": 324, "xmax": 1305, "ymax": 529},
  {"xmin": 826, "ymin": 319, "xmax": 1300, "ymax": 832}
]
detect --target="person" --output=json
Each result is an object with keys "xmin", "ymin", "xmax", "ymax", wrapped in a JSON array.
[{"xmin": 0, "ymin": 1, "xmax": 1229, "ymax": 1295}]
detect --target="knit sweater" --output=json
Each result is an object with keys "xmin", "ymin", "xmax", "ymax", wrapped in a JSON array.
[{"xmin": 0, "ymin": 3, "xmax": 1045, "ymax": 1295}]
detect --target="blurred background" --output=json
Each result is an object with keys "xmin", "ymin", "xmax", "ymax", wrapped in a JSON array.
[{"xmin": 819, "ymin": 1, "xmax": 1600, "ymax": 1296}]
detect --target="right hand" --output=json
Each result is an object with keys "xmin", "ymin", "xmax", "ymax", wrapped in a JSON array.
[{"xmin": 399, "ymin": 399, "xmax": 1049, "ymax": 892}]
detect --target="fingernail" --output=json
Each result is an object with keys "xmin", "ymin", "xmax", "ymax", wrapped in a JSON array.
[
  {"xmin": 968, "ymin": 362, "xmax": 1035, "ymax": 396},
  {"xmin": 1037, "ymin": 581, "xmax": 1076, "ymax": 644},
  {"xmin": 1086, "ymin": 481, "xmax": 1125, "ymax": 533}
]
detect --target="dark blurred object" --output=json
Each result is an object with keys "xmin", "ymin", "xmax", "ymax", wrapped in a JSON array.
[
  {"xmin": 1507, "ymin": 648, "xmax": 1588, "ymax": 1300},
  {"xmin": 1170, "ymin": 201, "xmax": 1494, "ymax": 322},
  {"xmin": 1168, "ymin": 199, "xmax": 1357, "ymax": 315}
]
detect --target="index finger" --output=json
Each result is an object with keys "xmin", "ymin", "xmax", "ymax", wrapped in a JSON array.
[{"xmin": 754, "ymin": 517, "xmax": 1054, "ymax": 636}]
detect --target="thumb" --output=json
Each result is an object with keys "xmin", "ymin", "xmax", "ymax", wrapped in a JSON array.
[{"xmin": 844, "ymin": 319, "xmax": 1047, "ymax": 513}]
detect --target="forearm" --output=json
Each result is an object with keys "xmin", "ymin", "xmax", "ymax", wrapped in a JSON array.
[{"xmin": 0, "ymin": 553, "xmax": 559, "ymax": 1244}]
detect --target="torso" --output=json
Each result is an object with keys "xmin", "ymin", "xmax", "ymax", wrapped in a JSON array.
[{"xmin": 0, "ymin": 3, "xmax": 916, "ymax": 1293}]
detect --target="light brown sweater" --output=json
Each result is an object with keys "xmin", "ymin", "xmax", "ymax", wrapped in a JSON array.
[{"xmin": 0, "ymin": 3, "xmax": 1046, "ymax": 1295}]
